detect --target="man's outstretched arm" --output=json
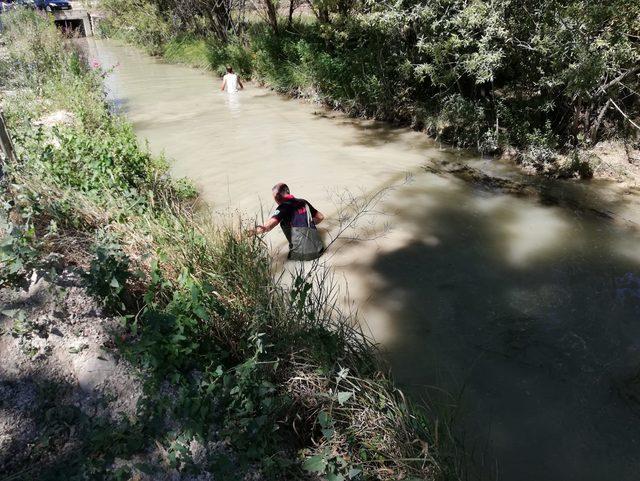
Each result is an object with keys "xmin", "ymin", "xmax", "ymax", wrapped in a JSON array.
[
  {"xmin": 220, "ymin": 78, "xmax": 226, "ymax": 91},
  {"xmin": 249, "ymin": 217, "xmax": 279, "ymax": 235},
  {"xmin": 313, "ymin": 211, "xmax": 325, "ymax": 225}
]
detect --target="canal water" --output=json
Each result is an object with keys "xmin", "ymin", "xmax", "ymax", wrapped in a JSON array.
[{"xmin": 85, "ymin": 38, "xmax": 640, "ymax": 481}]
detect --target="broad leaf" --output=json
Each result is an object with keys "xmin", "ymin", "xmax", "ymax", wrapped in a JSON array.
[
  {"xmin": 302, "ymin": 455, "xmax": 327, "ymax": 474},
  {"xmin": 337, "ymin": 391, "xmax": 353, "ymax": 405},
  {"xmin": 318, "ymin": 410, "xmax": 332, "ymax": 428},
  {"xmin": 348, "ymin": 468, "xmax": 362, "ymax": 479}
]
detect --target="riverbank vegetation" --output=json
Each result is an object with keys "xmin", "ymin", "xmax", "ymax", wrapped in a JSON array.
[
  {"xmin": 0, "ymin": 10, "xmax": 457, "ymax": 480},
  {"xmin": 99, "ymin": 0, "xmax": 640, "ymax": 179}
]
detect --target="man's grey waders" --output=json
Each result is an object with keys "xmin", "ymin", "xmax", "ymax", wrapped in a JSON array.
[{"xmin": 288, "ymin": 203, "xmax": 324, "ymax": 261}]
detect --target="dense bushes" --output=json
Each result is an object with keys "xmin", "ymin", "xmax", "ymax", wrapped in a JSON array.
[
  {"xmin": 249, "ymin": 21, "xmax": 418, "ymax": 119},
  {"xmin": 162, "ymin": 35, "xmax": 254, "ymax": 77},
  {"xmin": 1, "ymin": 11, "xmax": 453, "ymax": 480},
  {"xmin": 102, "ymin": 0, "xmax": 639, "ymax": 166}
]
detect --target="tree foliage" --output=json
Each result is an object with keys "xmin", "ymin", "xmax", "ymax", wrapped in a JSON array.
[
  {"xmin": 103, "ymin": 0, "xmax": 640, "ymax": 154},
  {"xmin": 385, "ymin": 0, "xmax": 640, "ymax": 147}
]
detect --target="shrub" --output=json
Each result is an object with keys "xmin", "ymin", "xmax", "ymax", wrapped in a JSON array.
[
  {"xmin": 161, "ymin": 35, "xmax": 254, "ymax": 78},
  {"xmin": 437, "ymin": 94, "xmax": 488, "ymax": 148},
  {"xmin": 85, "ymin": 235, "xmax": 131, "ymax": 312},
  {"xmin": 558, "ymin": 151, "xmax": 596, "ymax": 180},
  {"xmin": 163, "ymin": 35, "xmax": 211, "ymax": 69},
  {"xmin": 100, "ymin": 0, "xmax": 170, "ymax": 55}
]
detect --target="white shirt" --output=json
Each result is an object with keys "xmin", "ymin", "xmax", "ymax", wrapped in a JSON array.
[{"xmin": 223, "ymin": 73, "xmax": 239, "ymax": 93}]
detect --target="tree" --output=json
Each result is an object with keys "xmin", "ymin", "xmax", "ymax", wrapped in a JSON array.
[
  {"xmin": 264, "ymin": 0, "xmax": 280, "ymax": 33},
  {"xmin": 149, "ymin": 0, "xmax": 245, "ymax": 41},
  {"xmin": 288, "ymin": 0, "xmax": 301, "ymax": 26}
]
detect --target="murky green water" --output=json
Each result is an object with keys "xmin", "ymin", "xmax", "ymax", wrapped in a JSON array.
[{"xmin": 85, "ymin": 38, "xmax": 640, "ymax": 481}]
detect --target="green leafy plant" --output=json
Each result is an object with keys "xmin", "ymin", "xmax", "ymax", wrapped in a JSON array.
[
  {"xmin": 85, "ymin": 236, "xmax": 131, "ymax": 312},
  {"xmin": 0, "ymin": 215, "xmax": 40, "ymax": 289}
]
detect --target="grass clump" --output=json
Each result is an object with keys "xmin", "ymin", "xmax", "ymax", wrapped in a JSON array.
[{"xmin": 1, "ymin": 10, "xmax": 458, "ymax": 481}]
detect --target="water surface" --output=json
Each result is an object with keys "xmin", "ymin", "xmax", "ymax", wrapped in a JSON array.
[{"xmin": 85, "ymin": 38, "xmax": 640, "ymax": 481}]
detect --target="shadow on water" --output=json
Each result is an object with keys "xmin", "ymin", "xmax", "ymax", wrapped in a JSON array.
[
  {"xmin": 342, "ymin": 120, "xmax": 412, "ymax": 148},
  {"xmin": 307, "ymin": 111, "xmax": 418, "ymax": 148},
  {"xmin": 432, "ymin": 160, "xmax": 640, "ymax": 233},
  {"xmin": 106, "ymin": 96, "xmax": 130, "ymax": 115},
  {"xmin": 352, "ymin": 171, "xmax": 640, "ymax": 481}
]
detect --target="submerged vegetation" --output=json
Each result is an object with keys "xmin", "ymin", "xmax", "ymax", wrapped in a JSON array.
[
  {"xmin": 0, "ymin": 10, "xmax": 458, "ymax": 480},
  {"xmin": 100, "ymin": 0, "xmax": 640, "ymax": 178}
]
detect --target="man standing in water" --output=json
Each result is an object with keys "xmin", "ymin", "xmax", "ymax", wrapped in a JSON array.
[
  {"xmin": 220, "ymin": 66, "xmax": 244, "ymax": 93},
  {"xmin": 251, "ymin": 183, "xmax": 325, "ymax": 261}
]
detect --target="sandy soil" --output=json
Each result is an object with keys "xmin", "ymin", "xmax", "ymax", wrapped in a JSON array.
[
  {"xmin": 0, "ymin": 269, "xmax": 141, "ymax": 475},
  {"xmin": 588, "ymin": 140, "xmax": 640, "ymax": 185},
  {"xmin": 0, "ymin": 269, "xmax": 250, "ymax": 480}
]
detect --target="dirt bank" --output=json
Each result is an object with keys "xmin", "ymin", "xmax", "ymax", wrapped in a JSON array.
[
  {"xmin": 0, "ymin": 269, "xmax": 254, "ymax": 481},
  {"xmin": 0, "ymin": 269, "xmax": 140, "ymax": 477}
]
